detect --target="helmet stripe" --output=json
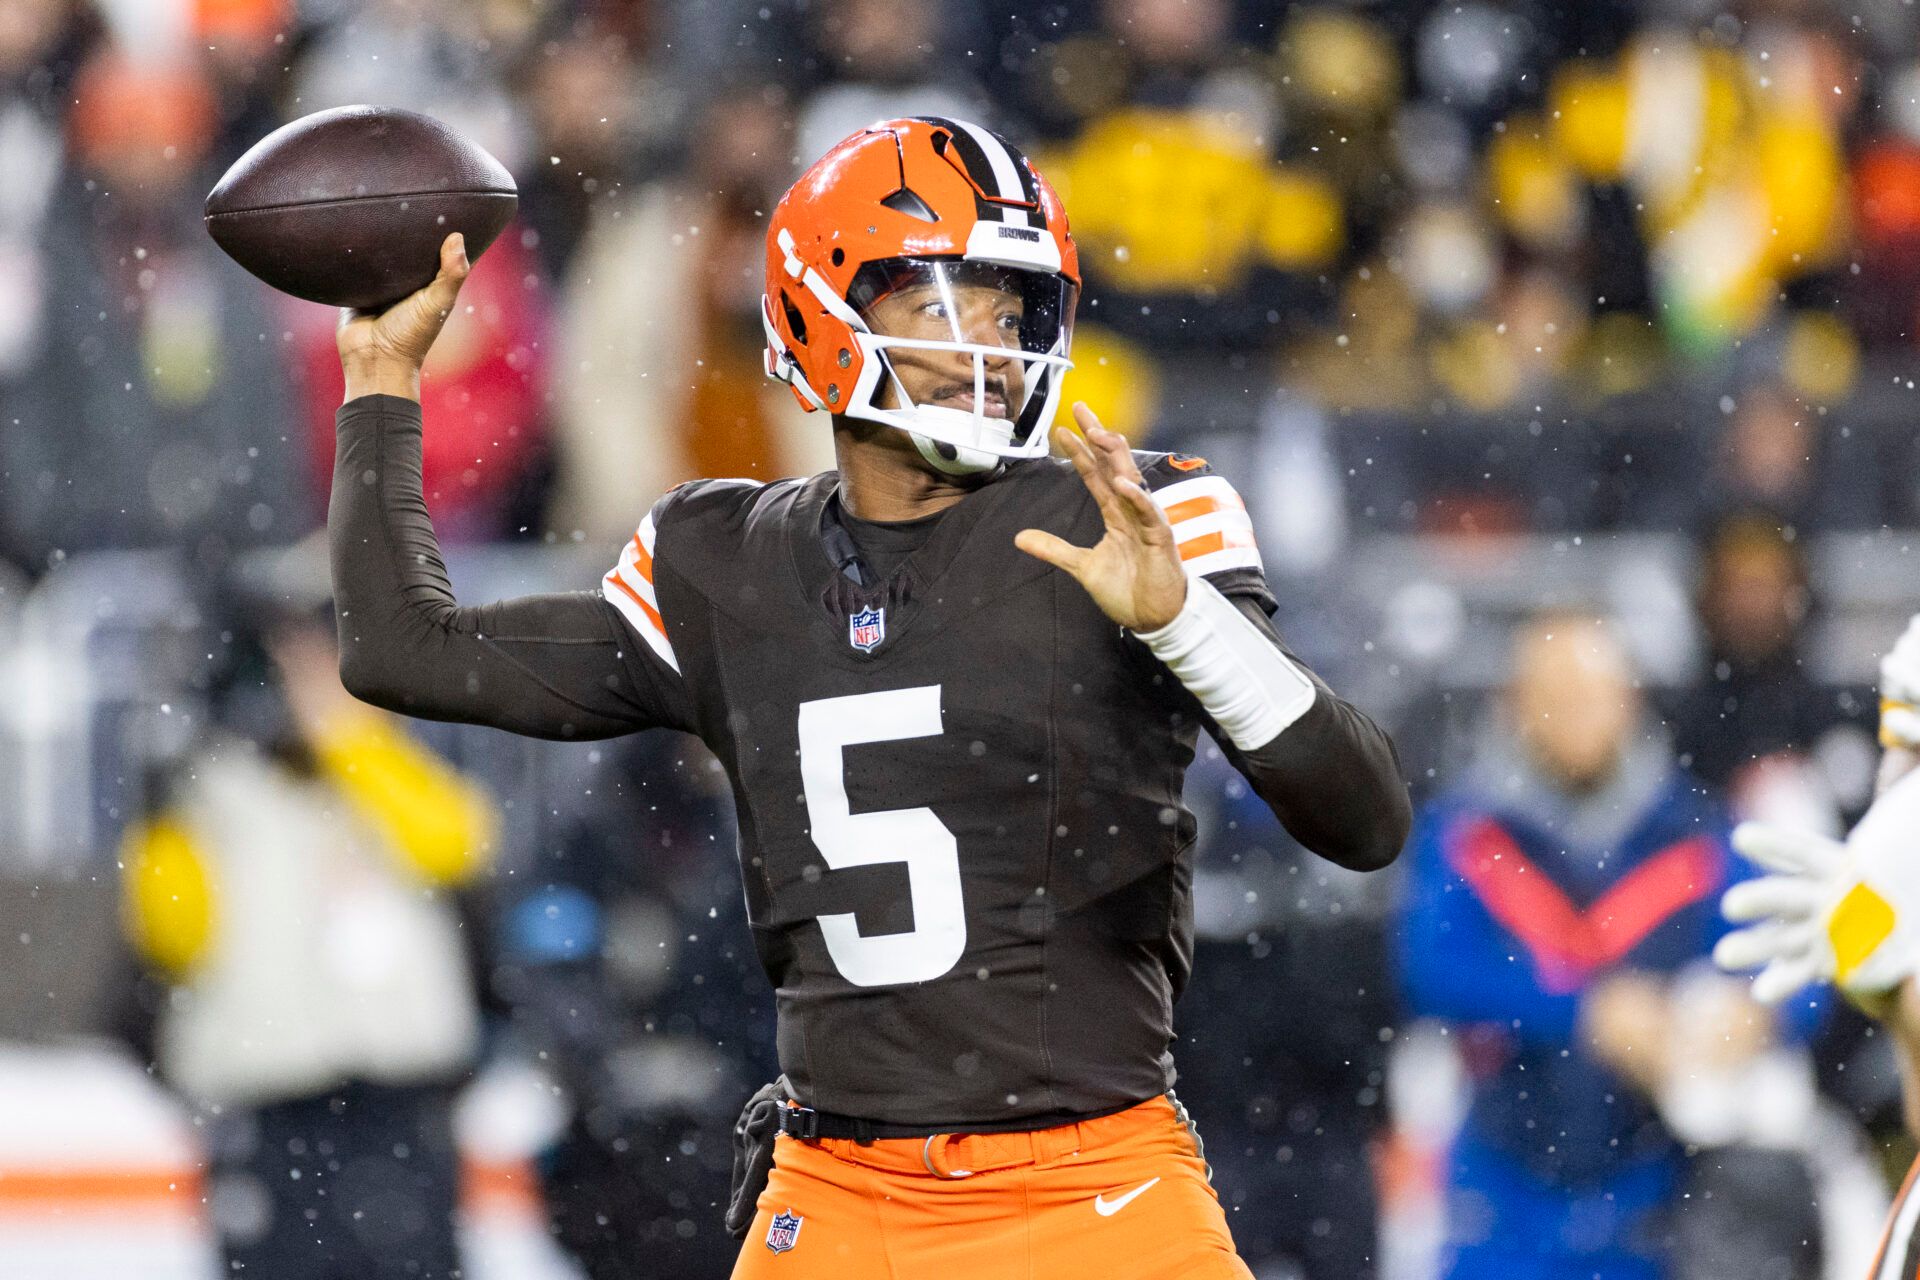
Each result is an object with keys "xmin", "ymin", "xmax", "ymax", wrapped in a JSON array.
[
  {"xmin": 911, "ymin": 115, "xmax": 1042, "ymax": 229},
  {"xmin": 950, "ymin": 118, "xmax": 1022, "ymax": 201},
  {"xmin": 971, "ymin": 122, "xmax": 1046, "ymax": 230},
  {"xmin": 951, "ymin": 119, "xmax": 1038, "ymax": 229}
]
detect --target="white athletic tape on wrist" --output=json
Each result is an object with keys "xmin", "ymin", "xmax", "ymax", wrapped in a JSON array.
[{"xmin": 1132, "ymin": 577, "xmax": 1315, "ymax": 751}]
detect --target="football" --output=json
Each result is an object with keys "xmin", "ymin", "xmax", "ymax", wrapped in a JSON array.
[{"xmin": 204, "ymin": 104, "xmax": 517, "ymax": 311}]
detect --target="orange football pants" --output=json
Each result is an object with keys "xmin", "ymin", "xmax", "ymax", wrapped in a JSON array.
[{"xmin": 728, "ymin": 1095, "xmax": 1252, "ymax": 1279}]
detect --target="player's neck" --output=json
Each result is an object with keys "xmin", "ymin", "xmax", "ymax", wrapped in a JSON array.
[{"xmin": 832, "ymin": 420, "xmax": 991, "ymax": 522}]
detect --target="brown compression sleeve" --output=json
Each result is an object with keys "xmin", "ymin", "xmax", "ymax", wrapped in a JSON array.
[{"xmin": 330, "ymin": 395, "xmax": 688, "ymax": 740}]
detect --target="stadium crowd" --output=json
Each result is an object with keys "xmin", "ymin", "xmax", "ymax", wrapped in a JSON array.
[{"xmin": 3, "ymin": 0, "xmax": 1919, "ymax": 1278}]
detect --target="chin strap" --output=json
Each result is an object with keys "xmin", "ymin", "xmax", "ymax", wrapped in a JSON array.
[{"xmin": 911, "ymin": 431, "xmax": 1003, "ymax": 476}]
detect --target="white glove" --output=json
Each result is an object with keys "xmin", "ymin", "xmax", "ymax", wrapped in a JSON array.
[
  {"xmin": 1880, "ymin": 614, "xmax": 1920, "ymax": 750},
  {"xmin": 1716, "ymin": 769, "xmax": 1920, "ymax": 1002}
]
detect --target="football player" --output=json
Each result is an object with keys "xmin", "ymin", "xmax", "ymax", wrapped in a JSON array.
[
  {"xmin": 328, "ymin": 118, "xmax": 1409, "ymax": 1278},
  {"xmin": 1716, "ymin": 616, "xmax": 1920, "ymax": 1278}
]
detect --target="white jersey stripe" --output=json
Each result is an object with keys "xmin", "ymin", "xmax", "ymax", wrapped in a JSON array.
[
  {"xmin": 614, "ymin": 558, "xmax": 659, "ymax": 610},
  {"xmin": 1149, "ymin": 472, "xmax": 1262, "ymax": 576},
  {"xmin": 601, "ymin": 572, "xmax": 679, "ymax": 673},
  {"xmin": 1150, "ymin": 475, "xmax": 1241, "ymax": 511},
  {"xmin": 601, "ymin": 514, "xmax": 680, "ymax": 674},
  {"xmin": 1181, "ymin": 545, "xmax": 1266, "ymax": 578}
]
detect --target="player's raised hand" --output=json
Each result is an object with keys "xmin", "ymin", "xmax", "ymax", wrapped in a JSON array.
[
  {"xmin": 1715, "ymin": 821, "xmax": 1844, "ymax": 1003},
  {"xmin": 1014, "ymin": 403, "xmax": 1188, "ymax": 632},
  {"xmin": 1717, "ymin": 774, "xmax": 1920, "ymax": 1004},
  {"xmin": 336, "ymin": 232, "xmax": 471, "ymax": 401}
]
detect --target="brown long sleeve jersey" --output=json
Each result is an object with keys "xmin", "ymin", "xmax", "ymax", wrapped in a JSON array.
[{"xmin": 330, "ymin": 394, "xmax": 1409, "ymax": 1128}]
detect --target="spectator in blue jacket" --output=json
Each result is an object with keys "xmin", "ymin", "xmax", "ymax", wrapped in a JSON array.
[{"xmin": 1398, "ymin": 613, "xmax": 1819, "ymax": 1280}]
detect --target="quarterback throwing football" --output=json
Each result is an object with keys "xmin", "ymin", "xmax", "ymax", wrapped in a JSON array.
[{"xmin": 329, "ymin": 118, "xmax": 1409, "ymax": 1277}]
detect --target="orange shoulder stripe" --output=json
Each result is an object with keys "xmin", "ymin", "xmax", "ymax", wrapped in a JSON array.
[
  {"xmin": 630, "ymin": 533, "xmax": 655, "ymax": 584},
  {"xmin": 1162, "ymin": 492, "xmax": 1245, "ymax": 525},
  {"xmin": 606, "ymin": 570, "xmax": 666, "ymax": 635},
  {"xmin": 1177, "ymin": 527, "xmax": 1258, "ymax": 562}
]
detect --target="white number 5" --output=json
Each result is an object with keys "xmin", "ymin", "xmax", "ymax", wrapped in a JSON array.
[{"xmin": 797, "ymin": 685, "xmax": 965, "ymax": 987}]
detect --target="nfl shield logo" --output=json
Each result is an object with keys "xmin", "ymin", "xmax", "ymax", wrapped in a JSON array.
[
  {"xmin": 766, "ymin": 1209, "xmax": 803, "ymax": 1254},
  {"xmin": 848, "ymin": 607, "xmax": 885, "ymax": 653}
]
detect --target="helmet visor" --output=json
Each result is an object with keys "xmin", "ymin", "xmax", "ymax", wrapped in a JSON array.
[{"xmin": 847, "ymin": 257, "xmax": 1076, "ymax": 450}]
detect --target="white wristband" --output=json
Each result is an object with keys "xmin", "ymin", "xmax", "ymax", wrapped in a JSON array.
[{"xmin": 1132, "ymin": 577, "xmax": 1316, "ymax": 751}]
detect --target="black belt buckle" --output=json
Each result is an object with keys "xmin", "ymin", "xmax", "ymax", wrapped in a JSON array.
[{"xmin": 779, "ymin": 1105, "xmax": 821, "ymax": 1140}]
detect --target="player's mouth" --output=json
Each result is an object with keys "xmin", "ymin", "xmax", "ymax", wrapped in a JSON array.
[{"xmin": 930, "ymin": 380, "xmax": 1011, "ymax": 418}]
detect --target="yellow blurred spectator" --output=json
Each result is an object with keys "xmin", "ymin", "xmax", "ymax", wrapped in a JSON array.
[
  {"xmin": 120, "ymin": 645, "xmax": 498, "ymax": 978},
  {"xmin": 116, "ymin": 611, "xmax": 497, "ymax": 1277},
  {"xmin": 1054, "ymin": 324, "xmax": 1162, "ymax": 442},
  {"xmin": 1278, "ymin": 9, "xmax": 1400, "ymax": 124},
  {"xmin": 1488, "ymin": 116, "xmax": 1584, "ymax": 250},
  {"xmin": 1046, "ymin": 109, "xmax": 1341, "ymax": 298},
  {"xmin": 1527, "ymin": 32, "xmax": 1847, "ymax": 353}
]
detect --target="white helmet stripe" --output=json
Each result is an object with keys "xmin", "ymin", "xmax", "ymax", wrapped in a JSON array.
[{"xmin": 950, "ymin": 118, "xmax": 1035, "ymax": 228}]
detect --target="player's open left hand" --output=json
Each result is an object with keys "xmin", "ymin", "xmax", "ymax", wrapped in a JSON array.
[
  {"xmin": 1717, "ymin": 769, "xmax": 1920, "ymax": 1004},
  {"xmin": 336, "ymin": 231, "xmax": 471, "ymax": 386},
  {"xmin": 1015, "ymin": 403, "xmax": 1187, "ymax": 633}
]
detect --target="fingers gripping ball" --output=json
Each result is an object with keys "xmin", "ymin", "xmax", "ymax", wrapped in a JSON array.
[
  {"xmin": 1716, "ymin": 770, "xmax": 1920, "ymax": 1002},
  {"xmin": 205, "ymin": 105, "xmax": 517, "ymax": 311}
]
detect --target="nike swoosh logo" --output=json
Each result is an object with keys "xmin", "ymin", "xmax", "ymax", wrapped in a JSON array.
[{"xmin": 1093, "ymin": 1177, "xmax": 1161, "ymax": 1217}]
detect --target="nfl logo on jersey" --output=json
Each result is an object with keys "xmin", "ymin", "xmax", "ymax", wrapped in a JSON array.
[
  {"xmin": 848, "ymin": 607, "xmax": 885, "ymax": 652},
  {"xmin": 766, "ymin": 1209, "xmax": 804, "ymax": 1253}
]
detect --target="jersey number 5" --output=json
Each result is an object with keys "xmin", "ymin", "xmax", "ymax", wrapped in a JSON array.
[{"xmin": 797, "ymin": 686, "xmax": 965, "ymax": 988}]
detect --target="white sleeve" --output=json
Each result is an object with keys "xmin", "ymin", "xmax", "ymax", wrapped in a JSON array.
[{"xmin": 1131, "ymin": 577, "xmax": 1315, "ymax": 751}]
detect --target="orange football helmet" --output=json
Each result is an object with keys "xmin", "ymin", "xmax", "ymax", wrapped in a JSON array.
[{"xmin": 763, "ymin": 117, "xmax": 1080, "ymax": 473}]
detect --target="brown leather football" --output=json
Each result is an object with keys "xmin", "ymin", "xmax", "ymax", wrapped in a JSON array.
[{"xmin": 205, "ymin": 105, "xmax": 517, "ymax": 310}]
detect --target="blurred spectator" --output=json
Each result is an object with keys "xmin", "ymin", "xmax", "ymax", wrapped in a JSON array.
[
  {"xmin": 1179, "ymin": 745, "xmax": 1392, "ymax": 1280},
  {"xmin": 1708, "ymin": 384, "xmax": 1822, "ymax": 532},
  {"xmin": 1542, "ymin": 26, "xmax": 1847, "ymax": 357},
  {"xmin": 513, "ymin": 9, "xmax": 683, "ymax": 283},
  {"xmin": 118, "ymin": 596, "xmax": 499, "ymax": 1279},
  {"xmin": 2, "ymin": 46, "xmax": 310, "ymax": 574},
  {"xmin": 494, "ymin": 732, "xmax": 775, "ymax": 1280},
  {"xmin": 1397, "ymin": 613, "xmax": 1821, "ymax": 1280},
  {"xmin": 291, "ymin": 0, "xmax": 532, "ymax": 169},
  {"xmin": 791, "ymin": 0, "xmax": 989, "ymax": 176},
  {"xmin": 1041, "ymin": 0, "xmax": 1342, "ymax": 439},
  {"xmin": 0, "ymin": 0, "xmax": 96, "ymax": 379},
  {"xmin": 194, "ymin": 0, "xmax": 302, "ymax": 166},
  {"xmin": 1851, "ymin": 83, "xmax": 1920, "ymax": 346},
  {"xmin": 545, "ymin": 93, "xmax": 832, "ymax": 545},
  {"xmin": 1666, "ymin": 514, "xmax": 1851, "ymax": 832}
]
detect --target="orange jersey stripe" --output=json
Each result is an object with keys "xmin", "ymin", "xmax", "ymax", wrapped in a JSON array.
[
  {"xmin": 630, "ymin": 533, "xmax": 655, "ymax": 584},
  {"xmin": 1177, "ymin": 528, "xmax": 1257, "ymax": 561},
  {"xmin": 0, "ymin": 1168, "xmax": 204, "ymax": 1206},
  {"xmin": 459, "ymin": 1156, "xmax": 543, "ymax": 1216},
  {"xmin": 607, "ymin": 570, "xmax": 666, "ymax": 636},
  {"xmin": 1162, "ymin": 493, "xmax": 1244, "ymax": 525}
]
